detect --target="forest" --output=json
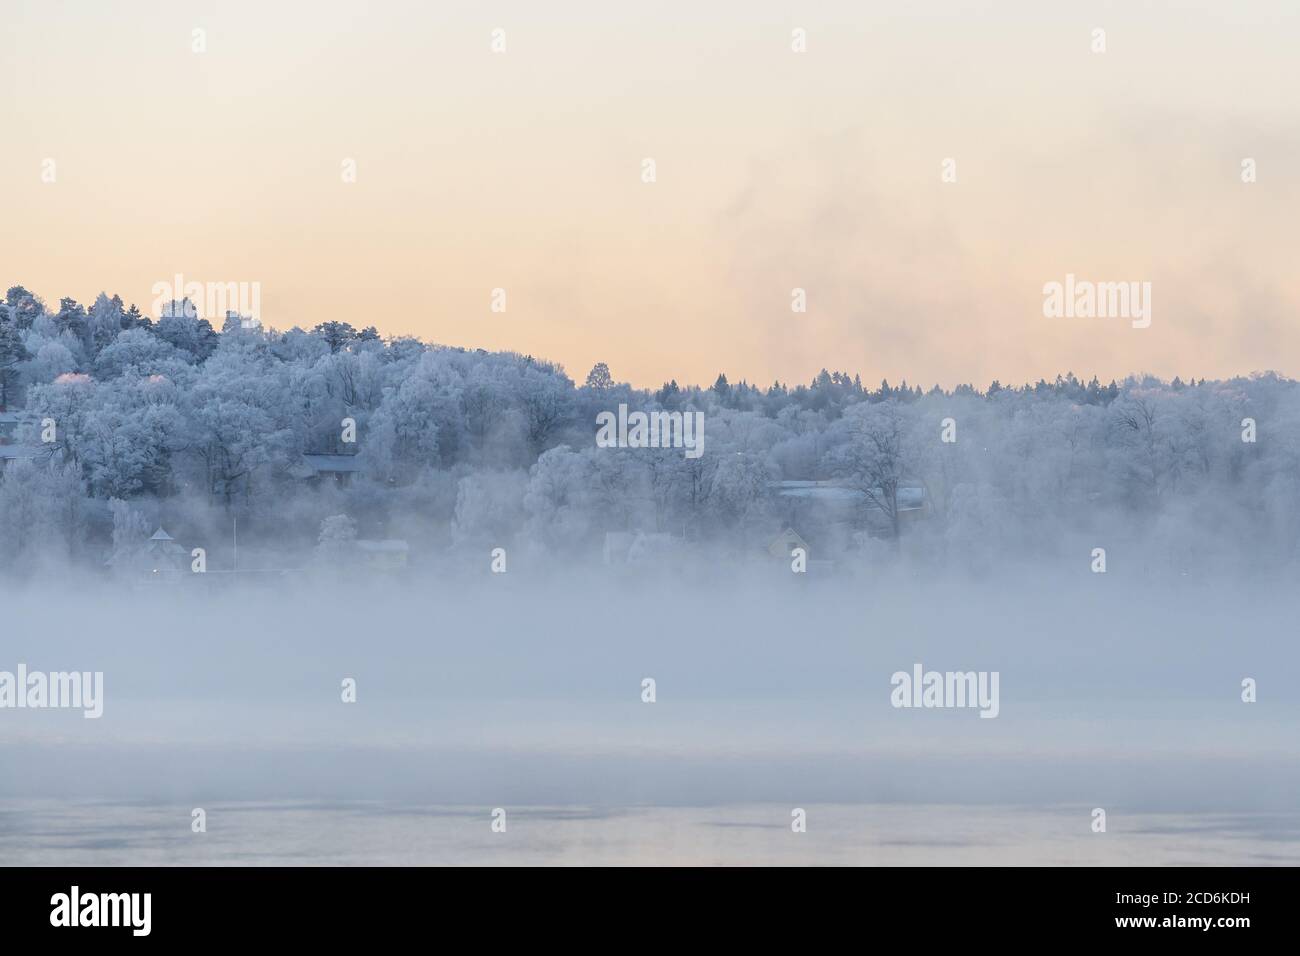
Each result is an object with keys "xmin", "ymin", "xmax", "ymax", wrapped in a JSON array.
[{"xmin": 2, "ymin": 284, "xmax": 1297, "ymax": 577}]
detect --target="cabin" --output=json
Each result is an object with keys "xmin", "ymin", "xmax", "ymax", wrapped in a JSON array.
[
  {"xmin": 774, "ymin": 479, "xmax": 928, "ymax": 541},
  {"xmin": 0, "ymin": 410, "xmax": 21, "ymax": 444},
  {"xmin": 0, "ymin": 445, "xmax": 43, "ymax": 473},
  {"xmin": 0, "ymin": 411, "xmax": 42, "ymax": 472},
  {"xmin": 107, "ymin": 527, "xmax": 191, "ymax": 578},
  {"xmin": 293, "ymin": 453, "xmax": 363, "ymax": 487},
  {"xmin": 767, "ymin": 528, "xmax": 810, "ymax": 560},
  {"xmin": 144, "ymin": 527, "xmax": 190, "ymax": 573}
]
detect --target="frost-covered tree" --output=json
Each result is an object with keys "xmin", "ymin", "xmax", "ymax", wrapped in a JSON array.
[
  {"xmin": 709, "ymin": 451, "xmax": 776, "ymax": 544},
  {"xmin": 0, "ymin": 460, "xmax": 90, "ymax": 571},
  {"xmin": 315, "ymin": 513, "xmax": 358, "ymax": 563},
  {"xmin": 107, "ymin": 497, "xmax": 153, "ymax": 571},
  {"xmin": 584, "ymin": 362, "xmax": 613, "ymax": 391},
  {"xmin": 452, "ymin": 470, "xmax": 529, "ymax": 546},
  {"xmin": 23, "ymin": 373, "xmax": 97, "ymax": 468},
  {"xmin": 86, "ymin": 292, "xmax": 125, "ymax": 358},
  {"xmin": 94, "ymin": 327, "xmax": 181, "ymax": 380},
  {"xmin": 826, "ymin": 400, "xmax": 914, "ymax": 540},
  {"xmin": 523, "ymin": 446, "xmax": 594, "ymax": 551},
  {"xmin": 0, "ymin": 319, "xmax": 30, "ymax": 408},
  {"xmin": 23, "ymin": 338, "xmax": 77, "ymax": 386},
  {"xmin": 156, "ymin": 306, "xmax": 218, "ymax": 363},
  {"xmin": 313, "ymin": 321, "xmax": 357, "ymax": 353},
  {"xmin": 82, "ymin": 376, "xmax": 187, "ymax": 497}
]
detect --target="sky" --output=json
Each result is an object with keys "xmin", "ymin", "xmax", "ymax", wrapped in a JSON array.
[{"xmin": 3, "ymin": 0, "xmax": 1297, "ymax": 389}]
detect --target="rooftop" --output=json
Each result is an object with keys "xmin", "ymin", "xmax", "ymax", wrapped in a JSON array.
[
  {"xmin": 775, "ymin": 480, "xmax": 926, "ymax": 510},
  {"xmin": 0, "ymin": 445, "xmax": 44, "ymax": 461}
]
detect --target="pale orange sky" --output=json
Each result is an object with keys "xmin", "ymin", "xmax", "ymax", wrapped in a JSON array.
[{"xmin": 3, "ymin": 0, "xmax": 1297, "ymax": 388}]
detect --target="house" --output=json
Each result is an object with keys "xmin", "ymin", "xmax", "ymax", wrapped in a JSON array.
[
  {"xmin": 355, "ymin": 539, "xmax": 408, "ymax": 571},
  {"xmin": 108, "ymin": 527, "xmax": 192, "ymax": 577},
  {"xmin": 775, "ymin": 481, "xmax": 862, "ymax": 535},
  {"xmin": 767, "ymin": 528, "xmax": 810, "ymax": 560},
  {"xmin": 105, "ymin": 526, "xmax": 200, "ymax": 581},
  {"xmin": 145, "ymin": 528, "xmax": 190, "ymax": 572},
  {"xmin": 776, "ymin": 480, "xmax": 865, "ymax": 503},
  {"xmin": 0, "ymin": 410, "xmax": 22, "ymax": 444},
  {"xmin": 0, "ymin": 412, "xmax": 41, "ymax": 471},
  {"xmin": 0, "ymin": 445, "xmax": 43, "ymax": 473},
  {"xmin": 774, "ymin": 479, "xmax": 928, "ymax": 540},
  {"xmin": 293, "ymin": 453, "xmax": 363, "ymax": 487}
]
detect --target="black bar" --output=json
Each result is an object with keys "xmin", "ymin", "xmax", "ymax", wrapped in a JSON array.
[{"xmin": 0, "ymin": 866, "xmax": 1286, "ymax": 942}]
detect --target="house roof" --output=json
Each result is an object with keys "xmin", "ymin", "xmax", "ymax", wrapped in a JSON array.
[
  {"xmin": 0, "ymin": 445, "xmax": 43, "ymax": 461},
  {"xmin": 777, "ymin": 481, "xmax": 864, "ymax": 501},
  {"xmin": 775, "ymin": 480, "xmax": 926, "ymax": 510},
  {"xmin": 150, "ymin": 528, "xmax": 173, "ymax": 541}
]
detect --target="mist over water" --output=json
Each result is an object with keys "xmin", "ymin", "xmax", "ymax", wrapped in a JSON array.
[{"xmin": 3, "ymin": 561, "xmax": 1297, "ymax": 863}]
